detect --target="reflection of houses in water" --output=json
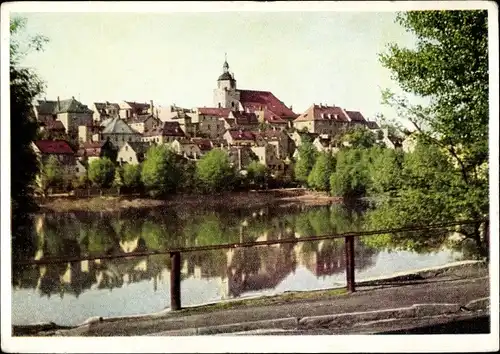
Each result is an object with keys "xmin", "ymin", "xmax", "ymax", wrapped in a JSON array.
[
  {"xmin": 295, "ymin": 239, "xmax": 378, "ymax": 277},
  {"xmin": 222, "ymin": 243, "xmax": 297, "ymax": 299}
]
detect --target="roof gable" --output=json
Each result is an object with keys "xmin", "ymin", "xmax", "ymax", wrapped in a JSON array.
[{"xmin": 101, "ymin": 117, "xmax": 137, "ymax": 134}]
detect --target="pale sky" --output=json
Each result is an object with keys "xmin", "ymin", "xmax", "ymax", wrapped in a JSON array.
[{"xmin": 14, "ymin": 10, "xmax": 417, "ymax": 121}]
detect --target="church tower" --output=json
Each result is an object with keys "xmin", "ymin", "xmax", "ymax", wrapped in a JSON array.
[{"xmin": 213, "ymin": 54, "xmax": 241, "ymax": 109}]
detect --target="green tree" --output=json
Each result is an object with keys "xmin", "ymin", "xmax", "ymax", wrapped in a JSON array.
[
  {"xmin": 330, "ymin": 149, "xmax": 371, "ymax": 198},
  {"xmin": 195, "ymin": 149, "xmax": 235, "ymax": 192},
  {"xmin": 294, "ymin": 139, "xmax": 318, "ymax": 185},
  {"xmin": 122, "ymin": 164, "xmax": 142, "ymax": 189},
  {"xmin": 37, "ymin": 155, "xmax": 63, "ymax": 196},
  {"xmin": 339, "ymin": 125, "xmax": 379, "ymax": 149},
  {"xmin": 307, "ymin": 152, "xmax": 335, "ymax": 191},
  {"xmin": 141, "ymin": 145, "xmax": 181, "ymax": 196},
  {"xmin": 88, "ymin": 158, "xmax": 116, "ymax": 189},
  {"xmin": 10, "ymin": 17, "xmax": 49, "ymax": 252},
  {"xmin": 112, "ymin": 166, "xmax": 123, "ymax": 194},
  {"xmin": 246, "ymin": 161, "xmax": 269, "ymax": 188},
  {"xmin": 376, "ymin": 10, "xmax": 489, "ymax": 255}
]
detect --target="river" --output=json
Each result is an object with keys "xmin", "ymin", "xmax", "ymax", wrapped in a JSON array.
[{"xmin": 11, "ymin": 203, "xmax": 468, "ymax": 326}]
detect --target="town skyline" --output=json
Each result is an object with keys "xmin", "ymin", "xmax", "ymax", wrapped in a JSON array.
[{"xmin": 14, "ymin": 10, "xmax": 419, "ymax": 126}]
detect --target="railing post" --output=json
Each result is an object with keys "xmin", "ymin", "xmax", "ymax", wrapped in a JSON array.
[
  {"xmin": 170, "ymin": 251, "xmax": 181, "ymax": 311},
  {"xmin": 344, "ymin": 236, "xmax": 356, "ymax": 293}
]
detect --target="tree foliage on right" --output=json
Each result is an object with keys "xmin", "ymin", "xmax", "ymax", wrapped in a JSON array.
[{"xmin": 372, "ymin": 10, "xmax": 489, "ymax": 255}]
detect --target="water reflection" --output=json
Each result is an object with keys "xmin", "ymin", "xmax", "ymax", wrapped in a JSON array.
[{"xmin": 11, "ymin": 204, "xmax": 464, "ymax": 325}]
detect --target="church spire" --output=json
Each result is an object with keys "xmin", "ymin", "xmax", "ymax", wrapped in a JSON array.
[{"xmin": 223, "ymin": 53, "xmax": 229, "ymax": 73}]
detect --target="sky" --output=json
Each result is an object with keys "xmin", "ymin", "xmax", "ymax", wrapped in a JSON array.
[{"xmin": 12, "ymin": 9, "xmax": 418, "ymax": 122}]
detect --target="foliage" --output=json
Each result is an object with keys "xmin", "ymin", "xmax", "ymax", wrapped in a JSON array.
[
  {"xmin": 37, "ymin": 155, "xmax": 63, "ymax": 196},
  {"xmin": 246, "ymin": 161, "xmax": 269, "ymax": 187},
  {"xmin": 294, "ymin": 139, "xmax": 318, "ymax": 184},
  {"xmin": 141, "ymin": 145, "xmax": 181, "ymax": 196},
  {"xmin": 307, "ymin": 152, "xmax": 335, "ymax": 191},
  {"xmin": 88, "ymin": 158, "xmax": 116, "ymax": 189},
  {"xmin": 339, "ymin": 125, "xmax": 380, "ymax": 149},
  {"xmin": 375, "ymin": 10, "xmax": 489, "ymax": 255},
  {"xmin": 10, "ymin": 17, "xmax": 49, "ymax": 242},
  {"xmin": 366, "ymin": 147, "xmax": 404, "ymax": 196},
  {"xmin": 330, "ymin": 149, "xmax": 371, "ymax": 198},
  {"xmin": 112, "ymin": 166, "xmax": 124, "ymax": 190},
  {"xmin": 195, "ymin": 149, "xmax": 235, "ymax": 192},
  {"xmin": 122, "ymin": 164, "xmax": 142, "ymax": 189}
]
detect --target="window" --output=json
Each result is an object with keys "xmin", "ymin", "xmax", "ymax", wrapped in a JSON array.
[
  {"xmin": 129, "ymin": 157, "xmax": 132, "ymax": 162},
  {"xmin": 231, "ymin": 102, "xmax": 235, "ymax": 108},
  {"xmin": 125, "ymin": 146, "xmax": 128, "ymax": 151}
]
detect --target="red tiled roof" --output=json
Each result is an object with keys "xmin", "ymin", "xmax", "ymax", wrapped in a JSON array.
[
  {"xmin": 238, "ymin": 90, "xmax": 297, "ymax": 118},
  {"xmin": 253, "ymin": 129, "xmax": 283, "ymax": 140},
  {"xmin": 198, "ymin": 107, "xmax": 231, "ymax": 117},
  {"xmin": 366, "ymin": 121, "xmax": 380, "ymax": 129},
  {"xmin": 191, "ymin": 138, "xmax": 213, "ymax": 151},
  {"xmin": 345, "ymin": 110, "xmax": 367, "ymax": 122},
  {"xmin": 143, "ymin": 121, "xmax": 186, "ymax": 137},
  {"xmin": 294, "ymin": 105, "xmax": 351, "ymax": 122},
  {"xmin": 263, "ymin": 109, "xmax": 287, "ymax": 124},
  {"xmin": 34, "ymin": 140, "xmax": 74, "ymax": 155},
  {"xmin": 227, "ymin": 130, "xmax": 255, "ymax": 141}
]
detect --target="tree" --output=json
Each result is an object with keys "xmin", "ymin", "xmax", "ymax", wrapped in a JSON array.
[
  {"xmin": 294, "ymin": 139, "xmax": 318, "ymax": 185},
  {"xmin": 307, "ymin": 152, "xmax": 335, "ymax": 191},
  {"xmin": 122, "ymin": 164, "xmax": 142, "ymax": 189},
  {"xmin": 376, "ymin": 10, "xmax": 489, "ymax": 255},
  {"xmin": 330, "ymin": 149, "xmax": 371, "ymax": 198},
  {"xmin": 112, "ymin": 166, "xmax": 124, "ymax": 194},
  {"xmin": 10, "ymin": 17, "xmax": 49, "ymax": 264},
  {"xmin": 37, "ymin": 155, "xmax": 63, "ymax": 196},
  {"xmin": 196, "ymin": 149, "xmax": 235, "ymax": 193},
  {"xmin": 339, "ymin": 125, "xmax": 380, "ymax": 149},
  {"xmin": 141, "ymin": 145, "xmax": 181, "ymax": 196},
  {"xmin": 246, "ymin": 161, "xmax": 269, "ymax": 188},
  {"xmin": 88, "ymin": 158, "xmax": 116, "ymax": 190}
]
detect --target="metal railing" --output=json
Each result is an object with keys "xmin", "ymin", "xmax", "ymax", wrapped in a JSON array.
[{"xmin": 13, "ymin": 219, "xmax": 488, "ymax": 311}]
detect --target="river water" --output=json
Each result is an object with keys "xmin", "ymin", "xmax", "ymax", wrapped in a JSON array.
[{"xmin": 11, "ymin": 203, "xmax": 467, "ymax": 326}]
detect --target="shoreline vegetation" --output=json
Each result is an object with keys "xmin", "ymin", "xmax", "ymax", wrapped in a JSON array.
[{"xmin": 36, "ymin": 188, "xmax": 343, "ymax": 213}]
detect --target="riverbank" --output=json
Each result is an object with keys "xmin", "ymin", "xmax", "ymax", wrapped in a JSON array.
[{"xmin": 36, "ymin": 189, "xmax": 343, "ymax": 213}]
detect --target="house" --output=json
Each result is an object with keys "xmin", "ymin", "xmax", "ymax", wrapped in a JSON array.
[
  {"xmin": 190, "ymin": 137, "xmax": 214, "ymax": 155},
  {"xmin": 141, "ymin": 121, "xmax": 186, "ymax": 145},
  {"xmin": 127, "ymin": 114, "xmax": 161, "ymax": 134},
  {"xmin": 77, "ymin": 140, "xmax": 116, "ymax": 164},
  {"xmin": 39, "ymin": 120, "xmax": 66, "ymax": 138},
  {"xmin": 212, "ymin": 57, "xmax": 298, "ymax": 126},
  {"xmin": 119, "ymin": 101, "xmax": 153, "ymax": 119},
  {"xmin": 100, "ymin": 117, "xmax": 142, "ymax": 148},
  {"xmin": 32, "ymin": 140, "xmax": 76, "ymax": 175},
  {"xmin": 254, "ymin": 129, "xmax": 294, "ymax": 159},
  {"xmin": 78, "ymin": 122, "xmax": 103, "ymax": 143},
  {"xmin": 293, "ymin": 104, "xmax": 351, "ymax": 136},
  {"xmin": 196, "ymin": 107, "xmax": 229, "ymax": 139},
  {"xmin": 223, "ymin": 129, "xmax": 256, "ymax": 146},
  {"xmin": 225, "ymin": 110, "xmax": 259, "ymax": 130},
  {"xmin": 117, "ymin": 141, "xmax": 151, "ymax": 165},
  {"xmin": 170, "ymin": 139, "xmax": 202, "ymax": 160},
  {"xmin": 91, "ymin": 102, "xmax": 120, "ymax": 121},
  {"xmin": 163, "ymin": 110, "xmax": 199, "ymax": 138},
  {"xmin": 33, "ymin": 97, "xmax": 94, "ymax": 136},
  {"xmin": 251, "ymin": 144, "xmax": 284, "ymax": 172}
]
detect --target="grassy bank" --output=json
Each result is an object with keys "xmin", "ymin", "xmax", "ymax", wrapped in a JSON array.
[{"xmin": 36, "ymin": 189, "xmax": 343, "ymax": 213}]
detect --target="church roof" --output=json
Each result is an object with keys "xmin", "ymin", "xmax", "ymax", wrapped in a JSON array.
[{"xmin": 238, "ymin": 90, "xmax": 297, "ymax": 119}]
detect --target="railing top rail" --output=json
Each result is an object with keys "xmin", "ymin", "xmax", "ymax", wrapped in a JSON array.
[{"xmin": 13, "ymin": 218, "xmax": 488, "ymax": 266}]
